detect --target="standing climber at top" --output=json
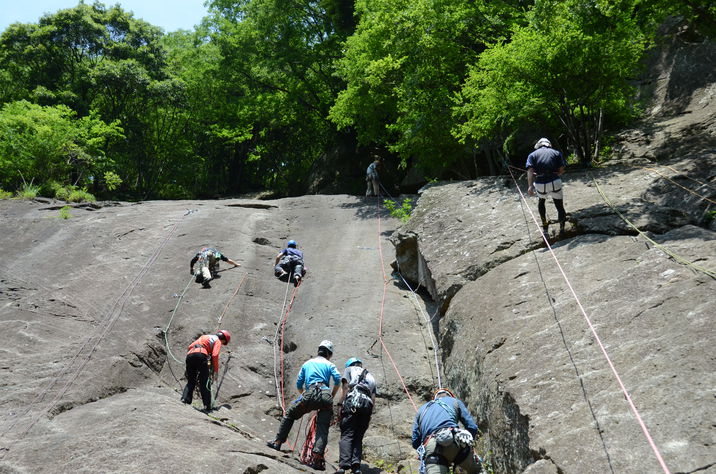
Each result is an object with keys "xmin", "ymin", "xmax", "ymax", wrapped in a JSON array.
[
  {"xmin": 412, "ymin": 388, "xmax": 481, "ymax": 474},
  {"xmin": 266, "ymin": 340, "xmax": 341, "ymax": 471},
  {"xmin": 274, "ymin": 239, "xmax": 305, "ymax": 286},
  {"xmin": 526, "ymin": 137, "xmax": 568, "ymax": 235},
  {"xmin": 181, "ymin": 329, "xmax": 231, "ymax": 413},
  {"xmin": 365, "ymin": 157, "xmax": 382, "ymax": 197},
  {"xmin": 190, "ymin": 247, "xmax": 240, "ymax": 288}
]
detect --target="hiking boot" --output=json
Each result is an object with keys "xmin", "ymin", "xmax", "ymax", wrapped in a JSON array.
[
  {"xmin": 180, "ymin": 397, "xmax": 190, "ymax": 405},
  {"xmin": 202, "ymin": 281, "xmax": 211, "ymax": 288},
  {"xmin": 351, "ymin": 464, "xmax": 361, "ymax": 473},
  {"xmin": 305, "ymin": 453, "xmax": 325, "ymax": 471},
  {"xmin": 266, "ymin": 441, "xmax": 282, "ymax": 451}
]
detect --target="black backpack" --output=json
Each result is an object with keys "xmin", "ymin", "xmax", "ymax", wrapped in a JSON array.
[{"xmin": 344, "ymin": 369, "xmax": 373, "ymax": 415}]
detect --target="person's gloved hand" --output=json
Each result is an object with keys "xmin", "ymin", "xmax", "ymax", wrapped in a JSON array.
[{"xmin": 454, "ymin": 429, "xmax": 474, "ymax": 448}]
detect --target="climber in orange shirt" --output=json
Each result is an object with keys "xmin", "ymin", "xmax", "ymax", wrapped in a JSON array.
[{"xmin": 180, "ymin": 329, "xmax": 231, "ymax": 412}]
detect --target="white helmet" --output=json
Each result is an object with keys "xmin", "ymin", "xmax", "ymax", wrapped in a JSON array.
[
  {"xmin": 318, "ymin": 340, "xmax": 334, "ymax": 354},
  {"xmin": 534, "ymin": 137, "xmax": 551, "ymax": 149}
]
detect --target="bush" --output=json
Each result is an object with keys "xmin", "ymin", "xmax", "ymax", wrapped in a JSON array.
[
  {"xmin": 16, "ymin": 183, "xmax": 40, "ymax": 199},
  {"xmin": 383, "ymin": 197, "xmax": 414, "ymax": 222},
  {"xmin": 0, "ymin": 189, "xmax": 12, "ymax": 199},
  {"xmin": 58, "ymin": 205, "xmax": 72, "ymax": 219},
  {"xmin": 67, "ymin": 187, "xmax": 96, "ymax": 202}
]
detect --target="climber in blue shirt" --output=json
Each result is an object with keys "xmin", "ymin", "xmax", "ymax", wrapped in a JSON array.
[
  {"xmin": 412, "ymin": 388, "xmax": 481, "ymax": 473},
  {"xmin": 267, "ymin": 340, "xmax": 341, "ymax": 471}
]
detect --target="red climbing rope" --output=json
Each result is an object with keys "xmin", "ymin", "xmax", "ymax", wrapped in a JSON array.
[
  {"xmin": 216, "ymin": 272, "xmax": 248, "ymax": 329},
  {"xmin": 299, "ymin": 413, "xmax": 318, "ymax": 465},
  {"xmin": 375, "ymin": 200, "xmax": 419, "ymax": 413}
]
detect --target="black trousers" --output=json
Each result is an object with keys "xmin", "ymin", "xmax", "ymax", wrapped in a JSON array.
[
  {"xmin": 182, "ymin": 352, "xmax": 211, "ymax": 410},
  {"xmin": 338, "ymin": 411, "xmax": 371, "ymax": 469},
  {"xmin": 538, "ymin": 198, "xmax": 566, "ymax": 224}
]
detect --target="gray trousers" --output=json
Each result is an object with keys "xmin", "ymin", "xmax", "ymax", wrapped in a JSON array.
[
  {"xmin": 274, "ymin": 386, "xmax": 333, "ymax": 454},
  {"xmin": 423, "ymin": 435, "xmax": 481, "ymax": 474}
]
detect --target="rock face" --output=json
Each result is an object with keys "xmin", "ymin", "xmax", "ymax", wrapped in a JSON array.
[
  {"xmin": 0, "ymin": 196, "xmax": 437, "ymax": 473},
  {"xmin": 389, "ymin": 36, "xmax": 716, "ymax": 474},
  {"xmin": 391, "ymin": 160, "xmax": 715, "ymax": 473}
]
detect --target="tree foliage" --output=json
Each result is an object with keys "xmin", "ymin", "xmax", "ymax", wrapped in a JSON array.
[
  {"xmin": 455, "ymin": 0, "xmax": 647, "ymax": 164},
  {"xmin": 0, "ymin": 0, "xmax": 704, "ymax": 198},
  {"xmin": 0, "ymin": 100, "xmax": 123, "ymax": 192},
  {"xmin": 330, "ymin": 0, "xmax": 529, "ymax": 176}
]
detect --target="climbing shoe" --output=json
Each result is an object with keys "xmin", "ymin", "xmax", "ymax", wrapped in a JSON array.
[{"xmin": 266, "ymin": 441, "xmax": 282, "ymax": 451}]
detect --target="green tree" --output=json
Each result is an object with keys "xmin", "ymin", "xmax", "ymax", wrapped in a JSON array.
[
  {"xmin": 205, "ymin": 0, "xmax": 354, "ymax": 194},
  {"xmin": 0, "ymin": 100, "xmax": 123, "ymax": 192},
  {"xmin": 330, "ymin": 0, "xmax": 528, "ymax": 177},
  {"xmin": 455, "ymin": 0, "xmax": 647, "ymax": 165},
  {"xmin": 0, "ymin": 2, "xmax": 167, "ymax": 113}
]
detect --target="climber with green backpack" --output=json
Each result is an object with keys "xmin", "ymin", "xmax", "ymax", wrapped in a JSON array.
[
  {"xmin": 412, "ymin": 388, "xmax": 481, "ymax": 474},
  {"xmin": 335, "ymin": 357, "xmax": 377, "ymax": 474}
]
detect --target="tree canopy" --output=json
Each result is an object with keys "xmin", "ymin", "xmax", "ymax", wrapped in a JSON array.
[{"xmin": 0, "ymin": 0, "xmax": 704, "ymax": 199}]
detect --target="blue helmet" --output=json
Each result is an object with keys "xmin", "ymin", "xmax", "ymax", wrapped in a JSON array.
[
  {"xmin": 287, "ymin": 240, "xmax": 297, "ymax": 248},
  {"xmin": 345, "ymin": 357, "xmax": 362, "ymax": 368}
]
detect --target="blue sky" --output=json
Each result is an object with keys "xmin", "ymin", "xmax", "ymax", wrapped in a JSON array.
[{"xmin": 0, "ymin": 0, "xmax": 209, "ymax": 33}]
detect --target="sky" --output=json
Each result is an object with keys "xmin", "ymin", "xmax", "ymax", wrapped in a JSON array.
[{"xmin": 0, "ymin": 0, "xmax": 209, "ymax": 34}]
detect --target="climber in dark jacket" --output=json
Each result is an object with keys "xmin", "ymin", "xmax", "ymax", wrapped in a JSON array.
[
  {"xmin": 274, "ymin": 240, "xmax": 305, "ymax": 286},
  {"xmin": 526, "ymin": 137, "xmax": 568, "ymax": 234}
]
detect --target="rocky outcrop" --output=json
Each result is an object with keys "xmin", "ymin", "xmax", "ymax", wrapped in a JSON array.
[
  {"xmin": 392, "ymin": 156, "xmax": 715, "ymax": 472},
  {"xmin": 389, "ymin": 35, "xmax": 716, "ymax": 472}
]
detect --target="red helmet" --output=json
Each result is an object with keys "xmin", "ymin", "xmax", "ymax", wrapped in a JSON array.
[{"xmin": 217, "ymin": 330, "xmax": 231, "ymax": 345}]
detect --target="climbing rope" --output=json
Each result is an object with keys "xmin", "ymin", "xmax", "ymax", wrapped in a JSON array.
[
  {"xmin": 393, "ymin": 268, "xmax": 442, "ymax": 388},
  {"xmin": 372, "ymin": 198, "xmax": 417, "ymax": 473},
  {"xmin": 299, "ymin": 413, "xmax": 318, "ymax": 465},
  {"xmin": 632, "ymin": 161, "xmax": 716, "ymax": 197},
  {"xmin": 273, "ymin": 273, "xmax": 299, "ymax": 413},
  {"xmin": 507, "ymin": 166, "xmax": 671, "ymax": 474},
  {"xmin": 163, "ymin": 275, "xmax": 196, "ymax": 364},
  {"xmin": 216, "ymin": 272, "xmax": 248, "ymax": 329},
  {"xmin": 589, "ymin": 173, "xmax": 715, "ymax": 279}
]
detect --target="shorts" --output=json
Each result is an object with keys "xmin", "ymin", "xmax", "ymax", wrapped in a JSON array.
[{"xmin": 534, "ymin": 179, "xmax": 563, "ymax": 200}]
